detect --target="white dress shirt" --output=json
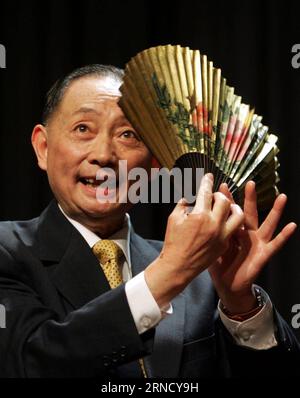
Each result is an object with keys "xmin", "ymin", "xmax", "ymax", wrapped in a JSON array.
[{"xmin": 59, "ymin": 205, "xmax": 277, "ymax": 349}]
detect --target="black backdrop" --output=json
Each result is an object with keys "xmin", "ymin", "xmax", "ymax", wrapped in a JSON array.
[{"xmin": 0, "ymin": 0, "xmax": 300, "ymax": 338}]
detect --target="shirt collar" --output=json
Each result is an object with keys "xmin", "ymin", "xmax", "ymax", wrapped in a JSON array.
[{"xmin": 58, "ymin": 204, "xmax": 132, "ymax": 267}]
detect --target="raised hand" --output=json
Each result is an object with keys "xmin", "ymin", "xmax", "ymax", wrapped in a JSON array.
[
  {"xmin": 209, "ymin": 181, "xmax": 297, "ymax": 314},
  {"xmin": 145, "ymin": 173, "xmax": 244, "ymax": 307}
]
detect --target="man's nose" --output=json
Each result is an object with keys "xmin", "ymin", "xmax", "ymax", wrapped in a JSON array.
[{"xmin": 87, "ymin": 134, "xmax": 116, "ymax": 166}]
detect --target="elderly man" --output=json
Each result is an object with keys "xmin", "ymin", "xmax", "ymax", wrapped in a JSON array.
[{"xmin": 0, "ymin": 64, "xmax": 298, "ymax": 378}]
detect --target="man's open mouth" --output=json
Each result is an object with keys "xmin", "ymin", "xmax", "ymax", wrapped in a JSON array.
[
  {"xmin": 79, "ymin": 177, "xmax": 102, "ymax": 188},
  {"xmin": 79, "ymin": 177, "xmax": 120, "ymax": 189}
]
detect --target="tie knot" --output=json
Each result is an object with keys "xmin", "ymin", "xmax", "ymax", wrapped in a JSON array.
[{"xmin": 92, "ymin": 239, "xmax": 123, "ymax": 265}]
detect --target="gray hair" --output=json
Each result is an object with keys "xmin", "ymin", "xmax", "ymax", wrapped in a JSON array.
[{"xmin": 42, "ymin": 64, "xmax": 124, "ymax": 124}]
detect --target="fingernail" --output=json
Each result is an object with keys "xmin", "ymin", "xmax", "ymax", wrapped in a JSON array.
[{"xmin": 205, "ymin": 173, "xmax": 214, "ymax": 181}]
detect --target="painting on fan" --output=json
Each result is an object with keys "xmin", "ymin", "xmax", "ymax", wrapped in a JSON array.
[{"xmin": 119, "ymin": 45, "xmax": 279, "ymax": 208}]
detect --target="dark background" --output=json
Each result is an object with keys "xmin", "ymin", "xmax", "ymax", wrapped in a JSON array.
[{"xmin": 0, "ymin": 0, "xmax": 300, "ymax": 338}]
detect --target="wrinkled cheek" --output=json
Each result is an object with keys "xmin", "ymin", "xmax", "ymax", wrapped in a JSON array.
[{"xmin": 47, "ymin": 153, "xmax": 75, "ymax": 193}]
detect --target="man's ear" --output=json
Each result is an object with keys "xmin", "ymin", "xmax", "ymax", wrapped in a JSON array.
[{"xmin": 31, "ymin": 124, "xmax": 48, "ymax": 171}]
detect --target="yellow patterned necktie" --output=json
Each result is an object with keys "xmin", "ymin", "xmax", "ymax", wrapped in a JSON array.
[
  {"xmin": 92, "ymin": 240, "xmax": 123, "ymax": 289},
  {"xmin": 92, "ymin": 239, "xmax": 147, "ymax": 378}
]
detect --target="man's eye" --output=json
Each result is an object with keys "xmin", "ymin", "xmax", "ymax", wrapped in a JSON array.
[
  {"xmin": 121, "ymin": 130, "xmax": 138, "ymax": 139},
  {"xmin": 75, "ymin": 124, "xmax": 88, "ymax": 133}
]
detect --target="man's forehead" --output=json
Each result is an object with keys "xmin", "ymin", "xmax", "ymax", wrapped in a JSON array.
[
  {"xmin": 92, "ymin": 76, "xmax": 122, "ymax": 96},
  {"xmin": 60, "ymin": 76, "xmax": 122, "ymax": 113}
]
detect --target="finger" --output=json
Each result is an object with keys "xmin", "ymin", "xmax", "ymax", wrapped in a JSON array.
[
  {"xmin": 244, "ymin": 181, "xmax": 258, "ymax": 229},
  {"xmin": 259, "ymin": 194, "xmax": 288, "ymax": 241},
  {"xmin": 192, "ymin": 173, "xmax": 213, "ymax": 214},
  {"xmin": 219, "ymin": 183, "xmax": 234, "ymax": 203},
  {"xmin": 223, "ymin": 204, "xmax": 244, "ymax": 239},
  {"xmin": 267, "ymin": 222, "xmax": 297, "ymax": 255},
  {"xmin": 212, "ymin": 192, "xmax": 231, "ymax": 223}
]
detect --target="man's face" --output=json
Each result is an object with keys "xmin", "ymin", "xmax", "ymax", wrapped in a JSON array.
[{"xmin": 34, "ymin": 76, "xmax": 152, "ymax": 228}]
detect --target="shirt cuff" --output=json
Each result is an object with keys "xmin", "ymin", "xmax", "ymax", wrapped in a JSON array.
[
  {"xmin": 218, "ymin": 286, "xmax": 277, "ymax": 349},
  {"xmin": 125, "ymin": 271, "xmax": 172, "ymax": 334}
]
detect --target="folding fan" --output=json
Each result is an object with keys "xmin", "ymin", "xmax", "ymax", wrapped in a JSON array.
[{"xmin": 119, "ymin": 45, "xmax": 279, "ymax": 208}]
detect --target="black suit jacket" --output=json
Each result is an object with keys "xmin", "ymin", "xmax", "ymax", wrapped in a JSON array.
[{"xmin": 0, "ymin": 201, "xmax": 298, "ymax": 378}]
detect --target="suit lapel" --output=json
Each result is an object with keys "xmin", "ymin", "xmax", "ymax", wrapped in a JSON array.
[
  {"xmin": 51, "ymin": 229, "xmax": 111, "ymax": 309},
  {"xmin": 130, "ymin": 232, "xmax": 186, "ymax": 378},
  {"xmin": 36, "ymin": 201, "xmax": 111, "ymax": 309}
]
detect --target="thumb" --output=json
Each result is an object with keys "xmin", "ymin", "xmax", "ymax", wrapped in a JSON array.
[{"xmin": 223, "ymin": 203, "xmax": 245, "ymax": 239}]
